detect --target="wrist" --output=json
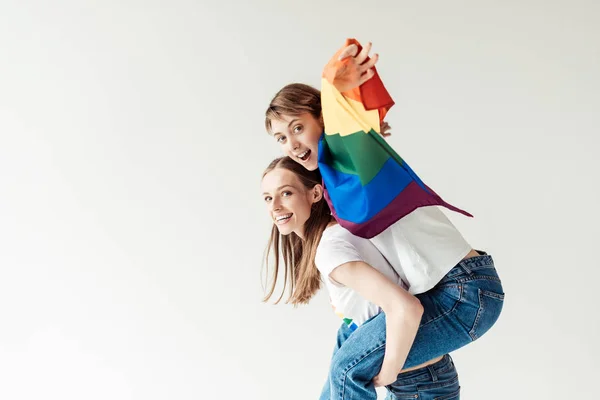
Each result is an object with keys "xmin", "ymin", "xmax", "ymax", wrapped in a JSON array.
[{"xmin": 381, "ymin": 355, "xmax": 402, "ymax": 372}]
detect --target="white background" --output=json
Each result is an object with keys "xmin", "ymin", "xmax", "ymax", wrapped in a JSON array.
[{"xmin": 1, "ymin": 1, "xmax": 598, "ymax": 399}]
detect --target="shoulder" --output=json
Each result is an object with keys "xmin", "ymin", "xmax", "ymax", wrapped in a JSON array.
[
  {"xmin": 316, "ymin": 225, "xmax": 365, "ymax": 276},
  {"xmin": 318, "ymin": 224, "xmax": 365, "ymax": 254}
]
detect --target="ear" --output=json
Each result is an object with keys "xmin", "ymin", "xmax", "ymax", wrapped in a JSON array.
[
  {"xmin": 318, "ymin": 113, "xmax": 324, "ymax": 128},
  {"xmin": 311, "ymin": 184, "xmax": 324, "ymax": 204}
]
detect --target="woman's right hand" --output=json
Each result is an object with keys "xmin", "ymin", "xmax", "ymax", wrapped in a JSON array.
[
  {"xmin": 330, "ymin": 41, "xmax": 379, "ymax": 93},
  {"xmin": 380, "ymin": 121, "xmax": 392, "ymax": 137}
]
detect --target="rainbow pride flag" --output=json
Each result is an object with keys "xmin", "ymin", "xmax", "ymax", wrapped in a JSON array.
[{"xmin": 318, "ymin": 39, "xmax": 472, "ymax": 239}]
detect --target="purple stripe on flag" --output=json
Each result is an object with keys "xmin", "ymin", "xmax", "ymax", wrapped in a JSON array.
[{"xmin": 324, "ymin": 181, "xmax": 473, "ymax": 239}]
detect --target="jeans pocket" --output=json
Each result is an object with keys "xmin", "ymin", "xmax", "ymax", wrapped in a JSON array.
[
  {"xmin": 419, "ymin": 283, "xmax": 462, "ymax": 326},
  {"xmin": 435, "ymin": 387, "xmax": 461, "ymax": 400},
  {"xmin": 469, "ymin": 289, "xmax": 504, "ymax": 340}
]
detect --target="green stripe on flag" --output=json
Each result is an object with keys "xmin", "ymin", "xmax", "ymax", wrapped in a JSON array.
[{"xmin": 324, "ymin": 129, "xmax": 398, "ymax": 186}]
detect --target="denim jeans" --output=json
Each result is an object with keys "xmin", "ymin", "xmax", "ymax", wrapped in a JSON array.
[
  {"xmin": 385, "ymin": 354, "xmax": 460, "ymax": 400},
  {"xmin": 319, "ymin": 252, "xmax": 503, "ymax": 400}
]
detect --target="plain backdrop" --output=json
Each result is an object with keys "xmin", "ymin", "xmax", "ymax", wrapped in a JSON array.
[{"xmin": 1, "ymin": 1, "xmax": 599, "ymax": 399}]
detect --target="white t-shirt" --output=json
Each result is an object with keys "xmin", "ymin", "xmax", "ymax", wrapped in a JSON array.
[
  {"xmin": 315, "ymin": 224, "xmax": 406, "ymax": 331},
  {"xmin": 370, "ymin": 206, "xmax": 472, "ymax": 295}
]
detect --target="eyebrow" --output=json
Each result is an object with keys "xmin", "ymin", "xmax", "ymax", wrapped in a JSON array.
[
  {"xmin": 262, "ymin": 185, "xmax": 294, "ymax": 195},
  {"xmin": 272, "ymin": 119, "xmax": 300, "ymax": 136}
]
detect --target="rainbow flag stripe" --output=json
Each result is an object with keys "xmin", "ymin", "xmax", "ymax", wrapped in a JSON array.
[
  {"xmin": 332, "ymin": 306, "xmax": 359, "ymax": 331},
  {"xmin": 319, "ymin": 39, "xmax": 472, "ymax": 238}
]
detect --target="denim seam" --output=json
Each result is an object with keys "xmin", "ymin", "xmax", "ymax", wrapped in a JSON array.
[
  {"xmin": 433, "ymin": 386, "xmax": 461, "ymax": 400},
  {"xmin": 445, "ymin": 262, "xmax": 495, "ymax": 277},
  {"xmin": 470, "ymin": 289, "xmax": 485, "ymax": 340},
  {"xmin": 480, "ymin": 289, "xmax": 505, "ymax": 300},
  {"xmin": 433, "ymin": 362, "xmax": 455, "ymax": 377},
  {"xmin": 457, "ymin": 255, "xmax": 493, "ymax": 268},
  {"xmin": 453, "ymin": 275, "xmax": 501, "ymax": 284},
  {"xmin": 427, "ymin": 365, "xmax": 438, "ymax": 382},
  {"xmin": 469, "ymin": 289, "xmax": 505, "ymax": 340},
  {"xmin": 392, "ymin": 365, "xmax": 458, "ymax": 390},
  {"xmin": 387, "ymin": 394, "xmax": 418, "ymax": 400},
  {"xmin": 389, "ymin": 394, "xmax": 418, "ymax": 399},
  {"xmin": 390, "ymin": 365, "xmax": 448, "ymax": 386},
  {"xmin": 416, "ymin": 375, "xmax": 459, "ymax": 391},
  {"xmin": 459, "ymin": 260, "xmax": 494, "ymax": 269}
]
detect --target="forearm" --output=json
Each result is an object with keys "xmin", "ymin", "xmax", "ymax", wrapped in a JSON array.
[
  {"xmin": 381, "ymin": 301, "xmax": 424, "ymax": 374},
  {"xmin": 329, "ymin": 260, "xmax": 424, "ymax": 374}
]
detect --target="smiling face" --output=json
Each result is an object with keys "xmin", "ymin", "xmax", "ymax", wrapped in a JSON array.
[
  {"xmin": 269, "ymin": 113, "xmax": 324, "ymax": 171},
  {"xmin": 261, "ymin": 167, "xmax": 322, "ymax": 239}
]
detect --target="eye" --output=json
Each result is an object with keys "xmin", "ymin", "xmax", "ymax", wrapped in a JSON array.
[
  {"xmin": 282, "ymin": 191, "xmax": 292, "ymax": 197},
  {"xmin": 264, "ymin": 196, "xmax": 272, "ymax": 203},
  {"xmin": 293, "ymin": 125, "xmax": 303, "ymax": 134},
  {"xmin": 276, "ymin": 135, "xmax": 286, "ymax": 144}
]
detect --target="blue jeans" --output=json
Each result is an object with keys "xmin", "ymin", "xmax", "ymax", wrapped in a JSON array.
[
  {"xmin": 320, "ymin": 252, "xmax": 503, "ymax": 400},
  {"xmin": 385, "ymin": 354, "xmax": 460, "ymax": 400}
]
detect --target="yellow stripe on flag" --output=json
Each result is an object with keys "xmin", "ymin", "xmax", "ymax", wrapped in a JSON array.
[{"xmin": 321, "ymin": 78, "xmax": 381, "ymax": 137}]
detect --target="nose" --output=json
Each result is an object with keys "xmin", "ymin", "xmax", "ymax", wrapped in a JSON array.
[
  {"xmin": 270, "ymin": 197, "xmax": 282, "ymax": 212},
  {"xmin": 286, "ymin": 137, "xmax": 300, "ymax": 153}
]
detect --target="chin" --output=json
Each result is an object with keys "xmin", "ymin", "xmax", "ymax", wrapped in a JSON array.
[
  {"xmin": 276, "ymin": 226, "xmax": 294, "ymax": 236},
  {"xmin": 306, "ymin": 161, "xmax": 319, "ymax": 171}
]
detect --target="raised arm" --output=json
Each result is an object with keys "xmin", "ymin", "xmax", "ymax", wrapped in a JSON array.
[
  {"xmin": 321, "ymin": 38, "xmax": 395, "ymax": 138},
  {"xmin": 318, "ymin": 39, "xmax": 471, "ymax": 239}
]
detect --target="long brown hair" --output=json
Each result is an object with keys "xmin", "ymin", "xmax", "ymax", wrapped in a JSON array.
[
  {"xmin": 265, "ymin": 83, "xmax": 322, "ymax": 134},
  {"xmin": 262, "ymin": 156, "xmax": 332, "ymax": 305}
]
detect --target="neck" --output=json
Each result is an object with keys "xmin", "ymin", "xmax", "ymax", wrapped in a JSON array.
[{"xmin": 295, "ymin": 215, "xmax": 334, "ymax": 240}]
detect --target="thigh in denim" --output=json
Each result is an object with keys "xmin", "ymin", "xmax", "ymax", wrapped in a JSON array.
[
  {"xmin": 324, "ymin": 313, "xmax": 387, "ymax": 400},
  {"xmin": 403, "ymin": 254, "xmax": 504, "ymax": 368}
]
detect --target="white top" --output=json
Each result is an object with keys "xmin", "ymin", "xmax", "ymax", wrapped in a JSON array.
[
  {"xmin": 315, "ymin": 224, "xmax": 406, "ymax": 331},
  {"xmin": 370, "ymin": 206, "xmax": 472, "ymax": 295}
]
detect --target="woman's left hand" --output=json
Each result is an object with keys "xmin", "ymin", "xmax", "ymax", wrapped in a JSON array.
[{"xmin": 373, "ymin": 368, "xmax": 399, "ymax": 387}]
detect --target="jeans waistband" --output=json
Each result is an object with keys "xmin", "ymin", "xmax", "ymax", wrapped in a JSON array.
[
  {"xmin": 396, "ymin": 354, "xmax": 453, "ymax": 381},
  {"xmin": 444, "ymin": 250, "xmax": 494, "ymax": 278}
]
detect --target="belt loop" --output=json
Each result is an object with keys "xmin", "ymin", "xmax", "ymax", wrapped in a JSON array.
[
  {"xmin": 459, "ymin": 259, "xmax": 472, "ymax": 275},
  {"xmin": 427, "ymin": 365, "xmax": 438, "ymax": 382}
]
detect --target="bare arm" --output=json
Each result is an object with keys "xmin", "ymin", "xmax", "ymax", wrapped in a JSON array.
[{"xmin": 330, "ymin": 261, "xmax": 423, "ymax": 386}]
